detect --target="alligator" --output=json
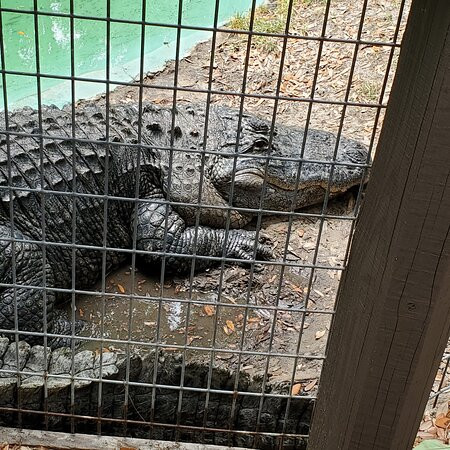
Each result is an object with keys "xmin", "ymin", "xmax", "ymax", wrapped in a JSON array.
[
  {"xmin": 0, "ymin": 102, "xmax": 369, "ymax": 347},
  {"xmin": 0, "ymin": 338, "xmax": 313, "ymax": 449}
]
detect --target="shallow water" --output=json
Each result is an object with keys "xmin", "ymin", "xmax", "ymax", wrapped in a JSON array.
[
  {"xmin": 66, "ymin": 266, "xmax": 249, "ymax": 353},
  {"xmin": 0, "ymin": 0, "xmax": 260, "ymax": 109}
]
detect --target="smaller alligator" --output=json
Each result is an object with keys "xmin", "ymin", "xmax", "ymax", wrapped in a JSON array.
[
  {"xmin": 0, "ymin": 102, "xmax": 369, "ymax": 347},
  {"xmin": 0, "ymin": 338, "xmax": 313, "ymax": 449}
]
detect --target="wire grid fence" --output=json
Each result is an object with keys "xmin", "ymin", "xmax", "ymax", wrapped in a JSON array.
[
  {"xmin": 431, "ymin": 355, "xmax": 450, "ymax": 406},
  {"xmin": 0, "ymin": 0, "xmax": 417, "ymax": 448}
]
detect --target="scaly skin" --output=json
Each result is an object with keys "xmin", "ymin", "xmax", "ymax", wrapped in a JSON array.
[
  {"xmin": 0, "ymin": 102, "xmax": 369, "ymax": 346},
  {"xmin": 0, "ymin": 338, "xmax": 312, "ymax": 449}
]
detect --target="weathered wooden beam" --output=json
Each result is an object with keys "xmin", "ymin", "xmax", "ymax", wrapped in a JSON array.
[
  {"xmin": 0, "ymin": 426, "xmax": 242, "ymax": 449},
  {"xmin": 308, "ymin": 1, "xmax": 450, "ymax": 448}
]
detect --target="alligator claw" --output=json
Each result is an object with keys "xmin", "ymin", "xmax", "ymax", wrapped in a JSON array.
[
  {"xmin": 226, "ymin": 230, "xmax": 274, "ymax": 265},
  {"xmin": 47, "ymin": 314, "xmax": 85, "ymax": 349},
  {"xmin": 257, "ymin": 232, "xmax": 272, "ymax": 245}
]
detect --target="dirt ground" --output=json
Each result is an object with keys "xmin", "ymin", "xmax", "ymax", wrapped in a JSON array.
[{"xmin": 66, "ymin": 0, "xmax": 448, "ymax": 443}]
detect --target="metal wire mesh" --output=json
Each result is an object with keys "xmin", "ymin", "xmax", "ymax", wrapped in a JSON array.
[
  {"xmin": 431, "ymin": 355, "xmax": 450, "ymax": 406},
  {"xmin": 0, "ymin": 0, "xmax": 411, "ymax": 448}
]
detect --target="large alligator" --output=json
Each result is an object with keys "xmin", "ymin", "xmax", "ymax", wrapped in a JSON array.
[
  {"xmin": 0, "ymin": 102, "xmax": 369, "ymax": 347},
  {"xmin": 0, "ymin": 338, "xmax": 313, "ymax": 449}
]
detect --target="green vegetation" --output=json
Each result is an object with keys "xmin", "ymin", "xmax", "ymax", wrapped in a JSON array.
[
  {"xmin": 356, "ymin": 80, "xmax": 380, "ymax": 102},
  {"xmin": 227, "ymin": 4, "xmax": 286, "ymax": 36},
  {"xmin": 227, "ymin": 0, "xmax": 322, "ymax": 52}
]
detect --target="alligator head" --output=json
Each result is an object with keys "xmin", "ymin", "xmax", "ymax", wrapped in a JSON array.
[{"xmin": 208, "ymin": 115, "xmax": 370, "ymax": 211}]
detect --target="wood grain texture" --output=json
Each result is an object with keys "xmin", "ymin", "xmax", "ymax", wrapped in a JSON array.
[
  {"xmin": 308, "ymin": 1, "xmax": 450, "ymax": 449},
  {"xmin": 0, "ymin": 426, "xmax": 241, "ymax": 449}
]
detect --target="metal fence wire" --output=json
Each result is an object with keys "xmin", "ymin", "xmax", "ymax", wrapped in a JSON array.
[{"xmin": 0, "ymin": 0, "xmax": 414, "ymax": 448}]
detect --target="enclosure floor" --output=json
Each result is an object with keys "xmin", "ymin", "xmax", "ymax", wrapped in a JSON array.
[{"xmin": 65, "ymin": 0, "xmax": 414, "ymax": 399}]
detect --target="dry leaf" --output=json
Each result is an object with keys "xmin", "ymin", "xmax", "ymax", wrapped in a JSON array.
[
  {"xmin": 291, "ymin": 383, "xmax": 302, "ymax": 395},
  {"xmin": 315, "ymin": 329, "xmax": 326, "ymax": 340},
  {"xmin": 247, "ymin": 317, "xmax": 260, "ymax": 323},
  {"xmin": 174, "ymin": 284, "xmax": 182, "ymax": 294},
  {"xmin": 223, "ymin": 325, "xmax": 233, "ymax": 336},
  {"xmin": 287, "ymin": 281, "xmax": 303, "ymax": 294},
  {"xmin": 203, "ymin": 305, "xmax": 215, "ymax": 316},
  {"xmin": 436, "ymin": 427, "xmax": 447, "ymax": 440},
  {"xmin": 304, "ymin": 379, "xmax": 318, "ymax": 392},
  {"xmin": 268, "ymin": 274, "xmax": 277, "ymax": 283},
  {"xmin": 416, "ymin": 431, "xmax": 438, "ymax": 440},
  {"xmin": 79, "ymin": 308, "xmax": 84, "ymax": 318},
  {"xmin": 187, "ymin": 335, "xmax": 202, "ymax": 345},
  {"xmin": 217, "ymin": 354, "xmax": 233, "ymax": 360},
  {"xmin": 284, "ymin": 72, "xmax": 295, "ymax": 81},
  {"xmin": 117, "ymin": 284, "xmax": 126, "ymax": 294},
  {"xmin": 226, "ymin": 320, "xmax": 235, "ymax": 332},
  {"xmin": 435, "ymin": 415, "xmax": 450, "ymax": 429},
  {"xmin": 419, "ymin": 420, "xmax": 433, "ymax": 432},
  {"xmin": 144, "ymin": 321, "xmax": 156, "ymax": 326}
]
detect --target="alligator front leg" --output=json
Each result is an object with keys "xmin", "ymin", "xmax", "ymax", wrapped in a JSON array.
[
  {"xmin": 135, "ymin": 195, "xmax": 273, "ymax": 273},
  {"xmin": 0, "ymin": 224, "xmax": 81, "ymax": 348}
]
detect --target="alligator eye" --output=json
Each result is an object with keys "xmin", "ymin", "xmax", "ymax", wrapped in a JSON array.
[{"xmin": 252, "ymin": 137, "xmax": 269, "ymax": 149}]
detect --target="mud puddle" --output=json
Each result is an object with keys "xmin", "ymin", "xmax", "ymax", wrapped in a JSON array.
[{"xmin": 66, "ymin": 266, "xmax": 257, "ymax": 355}]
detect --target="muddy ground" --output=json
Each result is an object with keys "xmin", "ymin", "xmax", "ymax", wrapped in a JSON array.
[
  {"xmin": 70, "ymin": 196, "xmax": 357, "ymax": 393},
  {"xmin": 64, "ymin": 0, "xmax": 428, "ymax": 403}
]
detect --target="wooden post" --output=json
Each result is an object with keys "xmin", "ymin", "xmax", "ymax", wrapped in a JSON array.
[{"xmin": 308, "ymin": 1, "xmax": 450, "ymax": 449}]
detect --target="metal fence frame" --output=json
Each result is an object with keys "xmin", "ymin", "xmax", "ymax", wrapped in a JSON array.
[
  {"xmin": 309, "ymin": 1, "xmax": 450, "ymax": 448},
  {"xmin": 1, "ymin": 0, "xmax": 445, "ymax": 448}
]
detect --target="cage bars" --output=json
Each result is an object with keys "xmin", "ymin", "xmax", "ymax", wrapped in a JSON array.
[{"xmin": 0, "ymin": 0, "xmax": 416, "ymax": 447}]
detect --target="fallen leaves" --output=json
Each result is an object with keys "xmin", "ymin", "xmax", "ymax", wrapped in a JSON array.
[
  {"xmin": 435, "ymin": 415, "xmax": 450, "ymax": 430},
  {"xmin": 223, "ymin": 320, "xmax": 235, "ymax": 335},
  {"xmin": 203, "ymin": 305, "xmax": 215, "ymax": 316},
  {"xmin": 290, "ymin": 379, "xmax": 318, "ymax": 395},
  {"xmin": 117, "ymin": 284, "xmax": 126, "ymax": 294},
  {"xmin": 285, "ymin": 280, "xmax": 303, "ymax": 295},
  {"xmin": 416, "ymin": 404, "xmax": 450, "ymax": 446},
  {"xmin": 187, "ymin": 335, "xmax": 202, "ymax": 345},
  {"xmin": 304, "ymin": 379, "xmax": 318, "ymax": 392},
  {"xmin": 247, "ymin": 317, "xmax": 260, "ymax": 324},
  {"xmin": 315, "ymin": 329, "xmax": 326, "ymax": 340},
  {"xmin": 226, "ymin": 320, "xmax": 235, "ymax": 332},
  {"xmin": 291, "ymin": 383, "xmax": 302, "ymax": 396}
]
